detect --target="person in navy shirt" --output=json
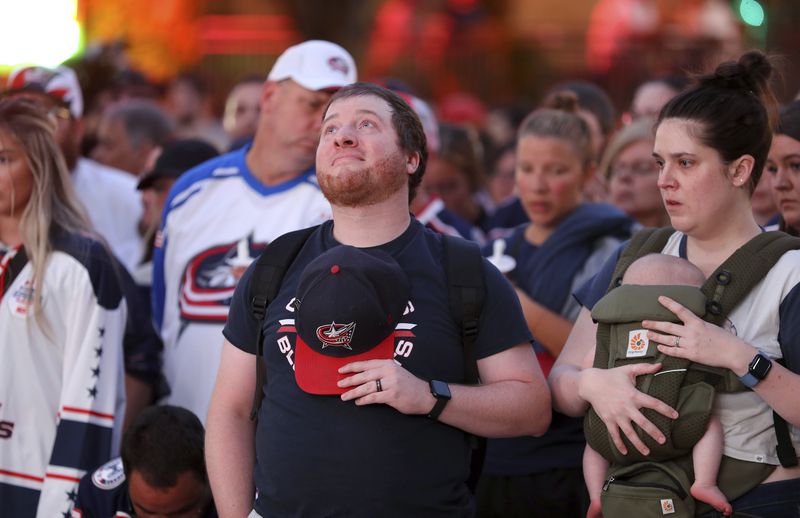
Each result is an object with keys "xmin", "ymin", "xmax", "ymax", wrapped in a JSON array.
[
  {"xmin": 206, "ymin": 83, "xmax": 552, "ymax": 518},
  {"xmin": 74, "ymin": 405, "xmax": 217, "ymax": 518},
  {"xmin": 479, "ymin": 93, "xmax": 632, "ymax": 518}
]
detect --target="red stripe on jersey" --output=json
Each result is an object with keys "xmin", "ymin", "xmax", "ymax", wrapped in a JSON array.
[
  {"xmin": 0, "ymin": 468, "xmax": 45, "ymax": 482},
  {"xmin": 46, "ymin": 472, "xmax": 81, "ymax": 482},
  {"xmin": 62, "ymin": 406, "xmax": 114, "ymax": 419}
]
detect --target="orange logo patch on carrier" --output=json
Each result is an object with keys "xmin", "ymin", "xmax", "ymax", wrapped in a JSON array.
[
  {"xmin": 626, "ymin": 330, "xmax": 649, "ymax": 358},
  {"xmin": 660, "ymin": 498, "xmax": 675, "ymax": 514}
]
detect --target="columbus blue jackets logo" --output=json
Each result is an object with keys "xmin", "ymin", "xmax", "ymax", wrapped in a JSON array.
[
  {"xmin": 8, "ymin": 278, "xmax": 36, "ymax": 318},
  {"xmin": 179, "ymin": 235, "xmax": 266, "ymax": 323},
  {"xmin": 328, "ymin": 57, "xmax": 350, "ymax": 75},
  {"xmin": 91, "ymin": 458, "xmax": 126, "ymax": 490},
  {"xmin": 316, "ymin": 322, "xmax": 356, "ymax": 349}
]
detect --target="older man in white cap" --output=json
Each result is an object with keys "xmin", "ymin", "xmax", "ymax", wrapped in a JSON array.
[{"xmin": 152, "ymin": 40, "xmax": 357, "ymax": 421}]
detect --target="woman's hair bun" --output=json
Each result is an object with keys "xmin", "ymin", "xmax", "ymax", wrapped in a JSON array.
[
  {"xmin": 542, "ymin": 91, "xmax": 579, "ymax": 114},
  {"xmin": 703, "ymin": 50, "xmax": 774, "ymax": 96}
]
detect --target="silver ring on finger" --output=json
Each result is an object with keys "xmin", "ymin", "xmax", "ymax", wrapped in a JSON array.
[
  {"xmin": 674, "ymin": 336, "xmax": 680, "ymax": 347},
  {"xmin": 376, "ymin": 379, "xmax": 383, "ymax": 392}
]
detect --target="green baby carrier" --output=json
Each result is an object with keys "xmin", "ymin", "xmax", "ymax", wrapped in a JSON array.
[{"xmin": 584, "ymin": 228, "xmax": 800, "ymax": 517}]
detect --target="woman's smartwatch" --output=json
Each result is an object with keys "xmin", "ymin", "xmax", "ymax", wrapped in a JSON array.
[
  {"xmin": 427, "ymin": 380, "xmax": 451, "ymax": 420},
  {"xmin": 739, "ymin": 353, "xmax": 772, "ymax": 388}
]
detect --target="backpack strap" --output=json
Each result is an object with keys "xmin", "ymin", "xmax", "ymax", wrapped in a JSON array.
[
  {"xmin": 442, "ymin": 235, "xmax": 486, "ymax": 492},
  {"xmin": 607, "ymin": 227, "xmax": 675, "ymax": 293},
  {"xmin": 248, "ymin": 225, "xmax": 319, "ymax": 421},
  {"xmin": 443, "ymin": 235, "xmax": 484, "ymax": 384}
]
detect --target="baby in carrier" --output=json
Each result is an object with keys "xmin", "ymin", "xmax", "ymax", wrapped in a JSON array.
[{"xmin": 582, "ymin": 254, "xmax": 732, "ymax": 517}]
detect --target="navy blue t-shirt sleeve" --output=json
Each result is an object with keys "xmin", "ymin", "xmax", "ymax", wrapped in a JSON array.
[
  {"xmin": 473, "ymin": 259, "xmax": 533, "ymax": 359},
  {"xmin": 572, "ymin": 244, "xmax": 623, "ymax": 309},
  {"xmin": 778, "ymin": 282, "xmax": 800, "ymax": 373},
  {"xmin": 222, "ymin": 260, "xmax": 259, "ymax": 354},
  {"xmin": 74, "ymin": 472, "xmax": 120, "ymax": 518}
]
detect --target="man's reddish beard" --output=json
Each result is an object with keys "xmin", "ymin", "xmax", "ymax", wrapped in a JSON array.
[{"xmin": 318, "ymin": 150, "xmax": 408, "ymax": 208}]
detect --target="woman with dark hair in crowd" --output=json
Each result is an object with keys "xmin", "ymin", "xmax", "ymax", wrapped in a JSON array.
[
  {"xmin": 478, "ymin": 93, "xmax": 632, "ymax": 517},
  {"xmin": 0, "ymin": 98, "xmax": 126, "ymax": 517},
  {"xmin": 423, "ymin": 122, "xmax": 488, "ymax": 242},
  {"xmin": 768, "ymin": 100, "xmax": 800, "ymax": 236},
  {"xmin": 600, "ymin": 117, "xmax": 669, "ymax": 228},
  {"xmin": 550, "ymin": 51, "xmax": 800, "ymax": 517}
]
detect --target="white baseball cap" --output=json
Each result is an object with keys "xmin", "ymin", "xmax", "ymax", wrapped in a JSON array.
[
  {"xmin": 6, "ymin": 65, "xmax": 84, "ymax": 118},
  {"xmin": 267, "ymin": 40, "xmax": 357, "ymax": 91}
]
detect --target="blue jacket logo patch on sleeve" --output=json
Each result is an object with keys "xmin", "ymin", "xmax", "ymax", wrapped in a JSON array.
[{"xmin": 92, "ymin": 458, "xmax": 126, "ymax": 490}]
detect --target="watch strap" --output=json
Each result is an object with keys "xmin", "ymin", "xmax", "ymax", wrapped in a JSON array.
[
  {"xmin": 427, "ymin": 397, "xmax": 448, "ymax": 420},
  {"xmin": 738, "ymin": 371, "xmax": 759, "ymax": 389}
]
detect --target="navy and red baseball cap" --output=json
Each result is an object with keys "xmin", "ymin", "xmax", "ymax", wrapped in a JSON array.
[{"xmin": 294, "ymin": 245, "xmax": 410, "ymax": 395}]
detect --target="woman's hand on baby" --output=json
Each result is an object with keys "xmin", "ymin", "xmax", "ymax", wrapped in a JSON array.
[
  {"xmin": 578, "ymin": 365, "xmax": 679, "ymax": 456},
  {"xmin": 644, "ymin": 296, "xmax": 754, "ymax": 372}
]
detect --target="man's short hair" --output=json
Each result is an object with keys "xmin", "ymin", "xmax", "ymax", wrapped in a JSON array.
[
  {"xmin": 326, "ymin": 83, "xmax": 428, "ymax": 201},
  {"xmin": 120, "ymin": 405, "xmax": 206, "ymax": 488},
  {"xmin": 105, "ymin": 99, "xmax": 173, "ymax": 150}
]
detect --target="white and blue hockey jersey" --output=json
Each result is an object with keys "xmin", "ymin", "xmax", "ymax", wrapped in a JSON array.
[
  {"xmin": 0, "ymin": 233, "xmax": 127, "ymax": 518},
  {"xmin": 152, "ymin": 144, "xmax": 331, "ymax": 421}
]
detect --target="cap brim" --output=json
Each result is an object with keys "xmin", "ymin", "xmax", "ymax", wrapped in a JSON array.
[
  {"xmin": 137, "ymin": 173, "xmax": 157, "ymax": 190},
  {"xmin": 269, "ymin": 74, "xmax": 348, "ymax": 92},
  {"xmin": 136, "ymin": 171, "xmax": 169, "ymax": 191},
  {"xmin": 137, "ymin": 168, "xmax": 183, "ymax": 190},
  {"xmin": 295, "ymin": 332, "xmax": 396, "ymax": 395}
]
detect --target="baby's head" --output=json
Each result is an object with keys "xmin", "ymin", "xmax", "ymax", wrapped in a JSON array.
[{"xmin": 623, "ymin": 253, "xmax": 705, "ymax": 287}]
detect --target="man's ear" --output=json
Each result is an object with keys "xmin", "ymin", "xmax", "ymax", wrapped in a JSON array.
[
  {"xmin": 260, "ymin": 81, "xmax": 280, "ymax": 113},
  {"xmin": 406, "ymin": 152, "xmax": 420, "ymax": 176}
]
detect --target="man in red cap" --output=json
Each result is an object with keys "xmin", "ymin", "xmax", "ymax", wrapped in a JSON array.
[{"xmin": 208, "ymin": 83, "xmax": 551, "ymax": 517}]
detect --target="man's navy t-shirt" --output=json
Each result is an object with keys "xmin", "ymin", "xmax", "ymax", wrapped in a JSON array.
[{"xmin": 224, "ymin": 219, "xmax": 532, "ymax": 517}]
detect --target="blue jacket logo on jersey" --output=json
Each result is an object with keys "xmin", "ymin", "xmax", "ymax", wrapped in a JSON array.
[
  {"xmin": 180, "ymin": 235, "xmax": 266, "ymax": 323},
  {"xmin": 9, "ymin": 278, "xmax": 36, "ymax": 318},
  {"xmin": 91, "ymin": 458, "xmax": 126, "ymax": 490}
]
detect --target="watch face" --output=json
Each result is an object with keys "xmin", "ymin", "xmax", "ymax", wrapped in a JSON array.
[
  {"xmin": 750, "ymin": 354, "xmax": 772, "ymax": 380},
  {"xmin": 430, "ymin": 380, "xmax": 451, "ymax": 399}
]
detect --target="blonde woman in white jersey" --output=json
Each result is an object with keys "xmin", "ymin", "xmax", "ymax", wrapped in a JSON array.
[{"xmin": 0, "ymin": 98, "xmax": 126, "ymax": 518}]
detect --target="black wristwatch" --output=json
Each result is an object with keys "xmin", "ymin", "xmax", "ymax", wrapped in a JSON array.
[
  {"xmin": 427, "ymin": 380, "xmax": 451, "ymax": 420},
  {"xmin": 739, "ymin": 353, "xmax": 772, "ymax": 389}
]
